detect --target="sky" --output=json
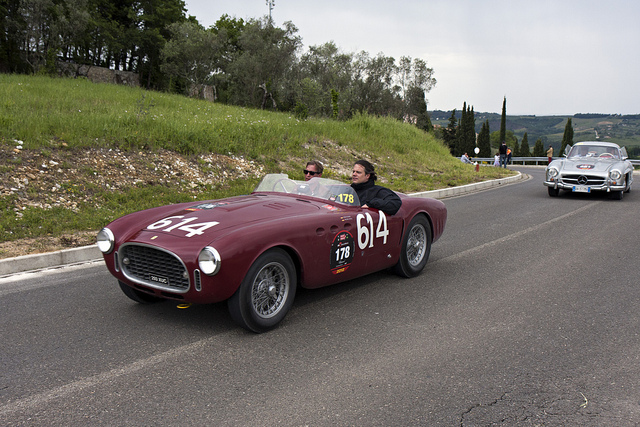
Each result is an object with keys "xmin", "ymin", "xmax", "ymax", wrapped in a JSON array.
[{"xmin": 183, "ymin": 0, "xmax": 640, "ymax": 116}]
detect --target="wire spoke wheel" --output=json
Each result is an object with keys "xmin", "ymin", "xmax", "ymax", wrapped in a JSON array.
[
  {"xmin": 394, "ymin": 215, "xmax": 432, "ymax": 278},
  {"xmin": 251, "ymin": 262, "xmax": 289, "ymax": 318},
  {"xmin": 228, "ymin": 248, "xmax": 297, "ymax": 333},
  {"xmin": 406, "ymin": 223, "xmax": 427, "ymax": 267}
]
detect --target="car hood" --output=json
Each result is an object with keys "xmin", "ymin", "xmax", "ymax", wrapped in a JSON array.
[
  {"xmin": 111, "ymin": 193, "xmax": 326, "ymax": 246},
  {"xmin": 561, "ymin": 159, "xmax": 616, "ymax": 173}
]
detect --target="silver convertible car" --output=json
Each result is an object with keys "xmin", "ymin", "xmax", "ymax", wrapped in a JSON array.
[{"xmin": 544, "ymin": 141, "xmax": 634, "ymax": 200}]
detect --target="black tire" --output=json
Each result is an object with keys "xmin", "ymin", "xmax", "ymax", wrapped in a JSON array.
[
  {"xmin": 228, "ymin": 248, "xmax": 297, "ymax": 333},
  {"xmin": 394, "ymin": 215, "xmax": 432, "ymax": 278},
  {"xmin": 624, "ymin": 174, "xmax": 631, "ymax": 193},
  {"xmin": 610, "ymin": 190, "xmax": 623, "ymax": 200},
  {"xmin": 548, "ymin": 187, "xmax": 559, "ymax": 197},
  {"xmin": 118, "ymin": 280, "xmax": 163, "ymax": 304}
]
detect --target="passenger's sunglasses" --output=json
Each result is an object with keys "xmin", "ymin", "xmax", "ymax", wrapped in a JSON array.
[{"xmin": 303, "ymin": 169, "xmax": 319, "ymax": 175}]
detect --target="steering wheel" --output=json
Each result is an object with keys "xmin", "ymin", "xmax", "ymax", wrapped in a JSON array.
[
  {"xmin": 599, "ymin": 153, "xmax": 614, "ymax": 159},
  {"xmin": 271, "ymin": 178, "xmax": 296, "ymax": 193}
]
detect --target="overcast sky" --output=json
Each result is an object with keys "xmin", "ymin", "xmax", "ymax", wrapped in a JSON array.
[{"xmin": 183, "ymin": 0, "xmax": 639, "ymax": 116}]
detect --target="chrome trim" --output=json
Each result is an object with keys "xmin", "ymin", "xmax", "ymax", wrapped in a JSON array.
[
  {"xmin": 119, "ymin": 243, "xmax": 190, "ymax": 293},
  {"xmin": 194, "ymin": 269, "xmax": 202, "ymax": 291}
]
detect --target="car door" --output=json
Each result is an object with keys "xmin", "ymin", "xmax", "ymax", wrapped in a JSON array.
[{"xmin": 302, "ymin": 205, "xmax": 403, "ymax": 289}]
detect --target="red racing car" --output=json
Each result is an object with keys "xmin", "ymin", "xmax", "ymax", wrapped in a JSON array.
[{"xmin": 97, "ymin": 174, "xmax": 447, "ymax": 332}]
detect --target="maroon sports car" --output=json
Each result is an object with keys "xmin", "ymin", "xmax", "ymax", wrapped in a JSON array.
[{"xmin": 97, "ymin": 174, "xmax": 447, "ymax": 332}]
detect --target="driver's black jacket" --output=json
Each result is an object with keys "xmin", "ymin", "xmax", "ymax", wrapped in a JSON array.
[{"xmin": 351, "ymin": 180, "xmax": 402, "ymax": 215}]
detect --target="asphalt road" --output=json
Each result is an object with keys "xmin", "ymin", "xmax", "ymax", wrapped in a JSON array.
[{"xmin": 1, "ymin": 167, "xmax": 639, "ymax": 426}]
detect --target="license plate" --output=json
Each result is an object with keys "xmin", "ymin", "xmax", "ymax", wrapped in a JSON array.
[
  {"xmin": 149, "ymin": 274, "xmax": 169, "ymax": 285},
  {"xmin": 572, "ymin": 185, "xmax": 591, "ymax": 193}
]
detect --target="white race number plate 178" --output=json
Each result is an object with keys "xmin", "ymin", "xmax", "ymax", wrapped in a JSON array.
[{"xmin": 572, "ymin": 185, "xmax": 591, "ymax": 193}]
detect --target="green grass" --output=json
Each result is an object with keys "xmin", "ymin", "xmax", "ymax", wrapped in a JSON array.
[{"xmin": 0, "ymin": 74, "xmax": 513, "ymax": 243}]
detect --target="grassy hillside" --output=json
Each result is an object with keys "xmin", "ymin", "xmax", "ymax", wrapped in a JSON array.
[{"xmin": 0, "ymin": 74, "xmax": 510, "ymax": 248}]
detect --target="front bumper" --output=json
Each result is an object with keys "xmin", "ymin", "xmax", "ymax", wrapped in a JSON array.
[{"xmin": 544, "ymin": 176, "xmax": 625, "ymax": 192}]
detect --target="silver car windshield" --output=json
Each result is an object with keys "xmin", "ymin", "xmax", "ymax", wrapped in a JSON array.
[
  {"xmin": 254, "ymin": 174, "xmax": 360, "ymax": 206},
  {"xmin": 567, "ymin": 145, "xmax": 620, "ymax": 160}
]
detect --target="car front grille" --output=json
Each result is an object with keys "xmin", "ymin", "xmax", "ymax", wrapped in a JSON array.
[
  {"xmin": 119, "ymin": 244, "xmax": 189, "ymax": 292},
  {"xmin": 561, "ymin": 174, "xmax": 606, "ymax": 186}
]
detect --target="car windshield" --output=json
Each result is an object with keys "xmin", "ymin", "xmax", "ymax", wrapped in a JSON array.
[
  {"xmin": 567, "ymin": 144, "xmax": 620, "ymax": 160},
  {"xmin": 253, "ymin": 174, "xmax": 361, "ymax": 207}
]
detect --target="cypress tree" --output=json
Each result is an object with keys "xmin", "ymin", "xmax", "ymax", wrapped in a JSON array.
[
  {"xmin": 454, "ymin": 103, "xmax": 467, "ymax": 157},
  {"xmin": 465, "ymin": 106, "xmax": 476, "ymax": 155},
  {"xmin": 560, "ymin": 118, "xmax": 574, "ymax": 156},
  {"xmin": 499, "ymin": 97, "xmax": 507, "ymax": 145},
  {"xmin": 477, "ymin": 120, "xmax": 491, "ymax": 157},
  {"xmin": 533, "ymin": 138, "xmax": 545, "ymax": 157},
  {"xmin": 520, "ymin": 132, "xmax": 530, "ymax": 157},
  {"xmin": 443, "ymin": 109, "xmax": 457, "ymax": 155}
]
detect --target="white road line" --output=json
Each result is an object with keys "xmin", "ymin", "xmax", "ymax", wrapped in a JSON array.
[
  {"xmin": 0, "ymin": 336, "xmax": 219, "ymax": 416},
  {"xmin": 433, "ymin": 201, "xmax": 601, "ymax": 264}
]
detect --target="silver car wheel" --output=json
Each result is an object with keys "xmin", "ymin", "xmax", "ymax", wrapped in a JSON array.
[
  {"xmin": 251, "ymin": 261, "xmax": 290, "ymax": 318},
  {"xmin": 394, "ymin": 215, "xmax": 432, "ymax": 278},
  {"xmin": 406, "ymin": 223, "xmax": 427, "ymax": 267},
  {"xmin": 228, "ymin": 248, "xmax": 297, "ymax": 333}
]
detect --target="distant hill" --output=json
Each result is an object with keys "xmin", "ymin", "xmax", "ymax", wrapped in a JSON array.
[{"xmin": 429, "ymin": 111, "xmax": 640, "ymax": 157}]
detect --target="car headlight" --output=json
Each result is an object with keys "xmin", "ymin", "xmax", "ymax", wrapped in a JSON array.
[
  {"xmin": 547, "ymin": 167, "xmax": 559, "ymax": 179},
  {"xmin": 96, "ymin": 228, "xmax": 115, "ymax": 254},
  {"xmin": 198, "ymin": 246, "xmax": 221, "ymax": 275},
  {"xmin": 609, "ymin": 170, "xmax": 621, "ymax": 180}
]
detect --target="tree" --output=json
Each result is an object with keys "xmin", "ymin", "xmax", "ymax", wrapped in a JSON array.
[
  {"xmin": 0, "ymin": 0, "xmax": 28, "ymax": 72},
  {"xmin": 405, "ymin": 85, "xmax": 432, "ymax": 131},
  {"xmin": 209, "ymin": 14, "xmax": 245, "ymax": 103},
  {"xmin": 490, "ymin": 129, "xmax": 517, "ymax": 150},
  {"xmin": 293, "ymin": 41, "xmax": 353, "ymax": 117},
  {"xmin": 443, "ymin": 109, "xmax": 457, "ymax": 154},
  {"xmin": 560, "ymin": 118, "xmax": 574, "ymax": 156},
  {"xmin": 533, "ymin": 138, "xmax": 545, "ymax": 157},
  {"xmin": 161, "ymin": 21, "xmax": 223, "ymax": 98},
  {"xmin": 454, "ymin": 103, "xmax": 475, "ymax": 157},
  {"xmin": 477, "ymin": 120, "xmax": 491, "ymax": 157},
  {"xmin": 135, "ymin": 0, "xmax": 188, "ymax": 89},
  {"xmin": 499, "ymin": 96, "xmax": 507, "ymax": 145},
  {"xmin": 227, "ymin": 18, "xmax": 301, "ymax": 109},
  {"xmin": 454, "ymin": 103, "xmax": 466, "ymax": 157},
  {"xmin": 349, "ymin": 51, "xmax": 400, "ymax": 116},
  {"xmin": 397, "ymin": 56, "xmax": 436, "ymax": 125},
  {"xmin": 466, "ymin": 106, "xmax": 476, "ymax": 155},
  {"xmin": 519, "ymin": 132, "xmax": 530, "ymax": 157}
]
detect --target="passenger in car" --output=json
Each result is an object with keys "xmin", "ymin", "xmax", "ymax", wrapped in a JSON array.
[
  {"xmin": 350, "ymin": 159, "xmax": 402, "ymax": 215},
  {"xmin": 303, "ymin": 160, "xmax": 324, "ymax": 181}
]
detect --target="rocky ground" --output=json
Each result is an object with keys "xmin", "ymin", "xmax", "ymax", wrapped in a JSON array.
[
  {"xmin": 0, "ymin": 141, "xmax": 267, "ymax": 259},
  {"xmin": 1, "ymin": 139, "xmax": 364, "ymax": 259}
]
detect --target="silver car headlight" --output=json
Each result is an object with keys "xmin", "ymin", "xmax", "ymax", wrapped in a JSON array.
[
  {"xmin": 198, "ymin": 246, "xmax": 221, "ymax": 275},
  {"xmin": 609, "ymin": 170, "xmax": 621, "ymax": 180},
  {"xmin": 96, "ymin": 228, "xmax": 115, "ymax": 253},
  {"xmin": 547, "ymin": 167, "xmax": 559, "ymax": 179}
]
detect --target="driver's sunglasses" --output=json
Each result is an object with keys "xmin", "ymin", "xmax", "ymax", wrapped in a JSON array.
[{"xmin": 303, "ymin": 169, "xmax": 319, "ymax": 176}]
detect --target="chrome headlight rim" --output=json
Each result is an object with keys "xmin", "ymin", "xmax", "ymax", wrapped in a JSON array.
[
  {"xmin": 198, "ymin": 246, "xmax": 221, "ymax": 276},
  {"xmin": 547, "ymin": 167, "xmax": 559, "ymax": 179},
  {"xmin": 609, "ymin": 170, "xmax": 622, "ymax": 180},
  {"xmin": 97, "ymin": 228, "xmax": 115, "ymax": 254}
]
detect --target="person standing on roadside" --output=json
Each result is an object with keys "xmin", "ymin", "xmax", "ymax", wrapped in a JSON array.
[
  {"xmin": 499, "ymin": 141, "xmax": 508, "ymax": 168},
  {"xmin": 546, "ymin": 145, "xmax": 554, "ymax": 164}
]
